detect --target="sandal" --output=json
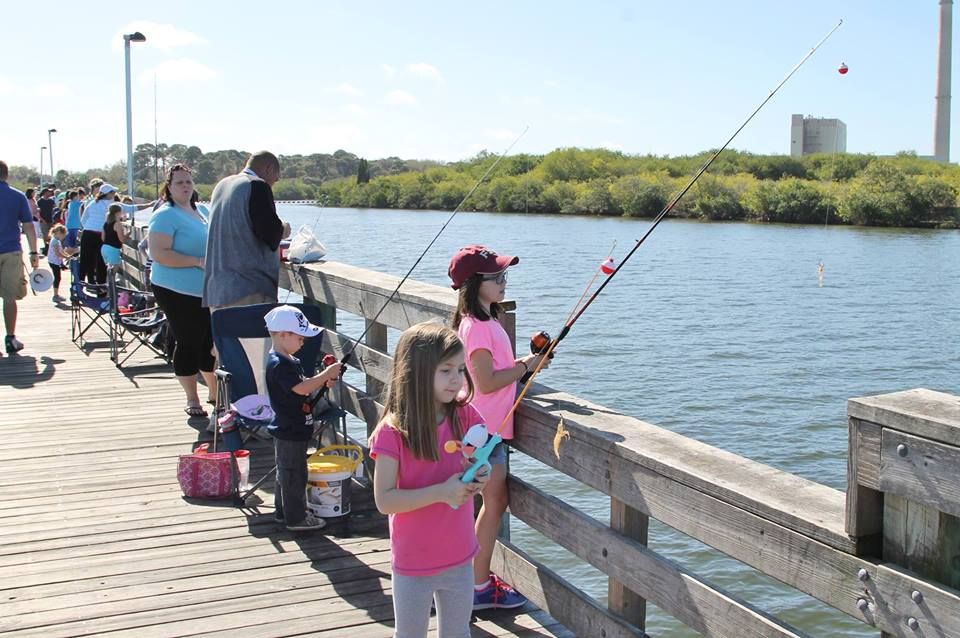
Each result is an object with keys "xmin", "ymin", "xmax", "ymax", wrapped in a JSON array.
[{"xmin": 184, "ymin": 405, "xmax": 209, "ymax": 418}]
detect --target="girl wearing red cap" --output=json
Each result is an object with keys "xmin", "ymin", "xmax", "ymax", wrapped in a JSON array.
[{"xmin": 448, "ymin": 244, "xmax": 549, "ymax": 609}]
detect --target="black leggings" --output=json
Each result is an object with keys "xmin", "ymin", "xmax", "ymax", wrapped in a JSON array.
[
  {"xmin": 151, "ymin": 284, "xmax": 215, "ymax": 377},
  {"xmin": 51, "ymin": 264, "xmax": 63, "ymax": 290},
  {"xmin": 79, "ymin": 230, "xmax": 106, "ymax": 285}
]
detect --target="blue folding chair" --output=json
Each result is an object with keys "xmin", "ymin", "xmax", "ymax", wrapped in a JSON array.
[{"xmin": 211, "ymin": 303, "xmax": 345, "ymax": 505}]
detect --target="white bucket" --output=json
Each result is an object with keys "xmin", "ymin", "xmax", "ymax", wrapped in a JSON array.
[{"xmin": 305, "ymin": 446, "xmax": 361, "ymax": 518}]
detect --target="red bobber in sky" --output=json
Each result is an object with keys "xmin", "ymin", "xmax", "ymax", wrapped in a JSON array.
[{"xmin": 838, "ymin": 62, "xmax": 848, "ymax": 75}]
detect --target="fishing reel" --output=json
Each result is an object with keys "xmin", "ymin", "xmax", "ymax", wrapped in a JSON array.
[
  {"xmin": 529, "ymin": 330, "xmax": 555, "ymax": 359},
  {"xmin": 302, "ymin": 354, "xmax": 341, "ymax": 414},
  {"xmin": 520, "ymin": 330, "xmax": 554, "ymax": 384}
]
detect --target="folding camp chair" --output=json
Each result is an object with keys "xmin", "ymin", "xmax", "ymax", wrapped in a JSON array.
[
  {"xmin": 105, "ymin": 265, "xmax": 171, "ymax": 368},
  {"xmin": 69, "ymin": 258, "xmax": 112, "ymax": 348},
  {"xmin": 210, "ymin": 303, "xmax": 347, "ymax": 507}
]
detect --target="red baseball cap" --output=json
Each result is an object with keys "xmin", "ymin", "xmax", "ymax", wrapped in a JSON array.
[{"xmin": 447, "ymin": 245, "xmax": 519, "ymax": 290}]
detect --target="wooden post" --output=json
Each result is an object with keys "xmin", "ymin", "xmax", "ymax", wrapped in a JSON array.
[
  {"xmin": 608, "ymin": 497, "xmax": 648, "ymax": 631},
  {"xmin": 364, "ymin": 319, "xmax": 388, "ymax": 411},
  {"xmin": 498, "ymin": 302, "xmax": 518, "ymax": 542},
  {"xmin": 847, "ymin": 389, "xmax": 960, "ymax": 637}
]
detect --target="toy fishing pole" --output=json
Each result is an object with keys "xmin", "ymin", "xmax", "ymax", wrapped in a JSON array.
[{"xmin": 465, "ymin": 20, "xmax": 844, "ymax": 467}]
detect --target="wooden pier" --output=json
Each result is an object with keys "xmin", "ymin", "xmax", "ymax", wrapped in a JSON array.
[
  {"xmin": 0, "ymin": 273, "xmax": 567, "ymax": 636},
  {"xmin": 1, "ymin": 232, "xmax": 958, "ymax": 637}
]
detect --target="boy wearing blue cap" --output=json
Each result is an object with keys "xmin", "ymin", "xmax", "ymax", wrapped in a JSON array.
[{"xmin": 264, "ymin": 305, "xmax": 342, "ymax": 531}]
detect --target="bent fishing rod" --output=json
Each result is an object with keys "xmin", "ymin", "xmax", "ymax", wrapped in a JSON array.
[
  {"xmin": 304, "ymin": 126, "xmax": 530, "ymax": 400},
  {"xmin": 499, "ymin": 20, "xmax": 843, "ymax": 433}
]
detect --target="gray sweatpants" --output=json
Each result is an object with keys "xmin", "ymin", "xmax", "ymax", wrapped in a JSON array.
[{"xmin": 392, "ymin": 561, "xmax": 473, "ymax": 638}]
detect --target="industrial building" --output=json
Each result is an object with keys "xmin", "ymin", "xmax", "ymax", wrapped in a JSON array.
[{"xmin": 790, "ymin": 115, "xmax": 847, "ymax": 157}]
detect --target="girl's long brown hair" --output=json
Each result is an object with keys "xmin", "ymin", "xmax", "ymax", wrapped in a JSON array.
[
  {"xmin": 451, "ymin": 274, "xmax": 502, "ymax": 329},
  {"xmin": 381, "ymin": 322, "xmax": 474, "ymax": 461}
]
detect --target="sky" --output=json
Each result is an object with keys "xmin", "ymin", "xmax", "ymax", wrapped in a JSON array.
[{"xmin": 2, "ymin": 1, "xmax": 955, "ymax": 173}]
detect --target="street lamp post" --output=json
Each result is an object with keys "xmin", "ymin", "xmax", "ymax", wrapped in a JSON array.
[
  {"xmin": 40, "ymin": 146, "xmax": 46, "ymax": 188},
  {"xmin": 123, "ymin": 31, "xmax": 146, "ymax": 198},
  {"xmin": 47, "ymin": 128, "xmax": 57, "ymax": 182}
]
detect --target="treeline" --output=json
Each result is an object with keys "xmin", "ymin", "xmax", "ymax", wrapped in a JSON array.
[
  {"xmin": 9, "ymin": 146, "xmax": 960, "ymax": 227},
  {"xmin": 316, "ymin": 149, "xmax": 960, "ymax": 228},
  {"xmin": 8, "ymin": 144, "xmax": 440, "ymax": 202}
]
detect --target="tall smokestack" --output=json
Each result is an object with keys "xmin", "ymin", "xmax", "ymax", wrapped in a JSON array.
[{"xmin": 935, "ymin": 0, "xmax": 953, "ymax": 162}]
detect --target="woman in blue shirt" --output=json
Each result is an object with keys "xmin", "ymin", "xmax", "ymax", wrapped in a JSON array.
[{"xmin": 149, "ymin": 164, "xmax": 216, "ymax": 418}]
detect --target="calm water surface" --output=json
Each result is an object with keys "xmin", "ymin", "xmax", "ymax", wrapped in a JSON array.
[{"xmin": 280, "ymin": 205, "xmax": 959, "ymax": 637}]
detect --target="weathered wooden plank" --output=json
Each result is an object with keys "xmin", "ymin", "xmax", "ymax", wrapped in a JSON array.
[
  {"xmin": 511, "ymin": 392, "xmax": 960, "ymax": 637},
  {"xmin": 880, "ymin": 429, "xmax": 960, "ymax": 518},
  {"xmin": 365, "ymin": 319, "xmax": 388, "ymax": 407},
  {"xmin": 883, "ymin": 492, "xmax": 960, "ymax": 592},
  {"xmin": 280, "ymin": 260, "xmax": 457, "ymax": 331},
  {"xmin": 1, "ymin": 577, "xmax": 396, "ymax": 637},
  {"xmin": 491, "ymin": 540, "xmax": 646, "ymax": 638},
  {"xmin": 0, "ymin": 537, "xmax": 389, "ymax": 604},
  {"xmin": 508, "ymin": 477, "xmax": 811, "ymax": 638},
  {"xmin": 1, "ymin": 562, "xmax": 392, "ymax": 632},
  {"xmin": 515, "ymin": 386, "xmax": 853, "ymax": 550},
  {"xmin": 845, "ymin": 417, "xmax": 883, "ymax": 543},
  {"xmin": 849, "ymin": 389, "xmax": 960, "ymax": 447},
  {"xmin": 608, "ymin": 496, "xmax": 648, "ymax": 631}
]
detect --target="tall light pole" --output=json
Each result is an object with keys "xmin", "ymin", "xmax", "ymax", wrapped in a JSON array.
[
  {"xmin": 40, "ymin": 146, "xmax": 46, "ymax": 188},
  {"xmin": 124, "ymin": 31, "xmax": 146, "ymax": 197},
  {"xmin": 47, "ymin": 128, "xmax": 57, "ymax": 182}
]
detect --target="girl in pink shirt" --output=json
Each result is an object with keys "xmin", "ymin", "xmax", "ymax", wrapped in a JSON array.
[
  {"xmin": 369, "ymin": 322, "xmax": 489, "ymax": 638},
  {"xmin": 447, "ymin": 244, "xmax": 549, "ymax": 610}
]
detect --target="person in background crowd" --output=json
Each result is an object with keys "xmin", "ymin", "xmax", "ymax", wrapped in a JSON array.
[
  {"xmin": 0, "ymin": 161, "xmax": 40, "ymax": 353},
  {"xmin": 36, "ymin": 188, "xmax": 56, "ymax": 255}
]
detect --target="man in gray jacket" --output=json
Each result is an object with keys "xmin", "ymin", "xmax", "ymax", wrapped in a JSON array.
[{"xmin": 202, "ymin": 151, "xmax": 290, "ymax": 309}]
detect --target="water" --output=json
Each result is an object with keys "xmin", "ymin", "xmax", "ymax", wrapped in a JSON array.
[{"xmin": 280, "ymin": 205, "xmax": 960, "ymax": 637}]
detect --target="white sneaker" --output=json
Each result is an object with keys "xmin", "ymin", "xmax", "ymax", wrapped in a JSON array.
[{"xmin": 286, "ymin": 514, "xmax": 326, "ymax": 532}]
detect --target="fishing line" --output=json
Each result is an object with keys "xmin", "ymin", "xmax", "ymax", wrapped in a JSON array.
[
  {"xmin": 303, "ymin": 127, "xmax": 530, "ymax": 380},
  {"xmin": 498, "ymin": 20, "xmax": 843, "ymax": 434}
]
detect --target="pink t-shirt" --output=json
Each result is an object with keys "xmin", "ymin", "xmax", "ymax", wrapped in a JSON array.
[
  {"xmin": 458, "ymin": 314, "xmax": 516, "ymax": 439},
  {"xmin": 368, "ymin": 403, "xmax": 482, "ymax": 576}
]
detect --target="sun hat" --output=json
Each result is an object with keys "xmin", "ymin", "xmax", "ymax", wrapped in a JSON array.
[
  {"xmin": 447, "ymin": 244, "xmax": 519, "ymax": 290},
  {"xmin": 29, "ymin": 268, "xmax": 54, "ymax": 293},
  {"xmin": 264, "ymin": 305, "xmax": 322, "ymax": 336}
]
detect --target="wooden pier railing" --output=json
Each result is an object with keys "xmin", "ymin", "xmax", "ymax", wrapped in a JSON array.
[{"xmin": 119, "ymin": 229, "xmax": 960, "ymax": 638}]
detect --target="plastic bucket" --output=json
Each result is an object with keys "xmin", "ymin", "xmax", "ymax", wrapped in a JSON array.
[
  {"xmin": 234, "ymin": 450, "xmax": 251, "ymax": 489},
  {"xmin": 306, "ymin": 445, "xmax": 361, "ymax": 518}
]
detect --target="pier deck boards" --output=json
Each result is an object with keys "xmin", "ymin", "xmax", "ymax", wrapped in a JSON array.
[{"xmin": 0, "ymin": 287, "xmax": 568, "ymax": 637}]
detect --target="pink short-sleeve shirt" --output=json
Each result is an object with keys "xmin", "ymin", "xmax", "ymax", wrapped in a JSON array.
[
  {"xmin": 458, "ymin": 315, "xmax": 516, "ymax": 439},
  {"xmin": 368, "ymin": 404, "xmax": 483, "ymax": 576}
]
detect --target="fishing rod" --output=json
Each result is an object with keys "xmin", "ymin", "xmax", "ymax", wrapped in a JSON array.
[
  {"xmin": 501, "ymin": 20, "xmax": 843, "ymax": 427},
  {"xmin": 309, "ymin": 127, "xmax": 530, "ymax": 386}
]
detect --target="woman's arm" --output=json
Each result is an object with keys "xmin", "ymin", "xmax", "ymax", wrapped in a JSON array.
[
  {"xmin": 148, "ymin": 231, "xmax": 202, "ymax": 268},
  {"xmin": 115, "ymin": 221, "xmax": 128, "ymax": 244},
  {"xmin": 372, "ymin": 454, "xmax": 483, "ymax": 513}
]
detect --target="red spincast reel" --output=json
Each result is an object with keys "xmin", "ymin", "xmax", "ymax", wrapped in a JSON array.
[{"xmin": 529, "ymin": 330, "xmax": 554, "ymax": 359}]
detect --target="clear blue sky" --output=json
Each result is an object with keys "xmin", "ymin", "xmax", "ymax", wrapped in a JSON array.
[{"xmin": 2, "ymin": 1, "xmax": 953, "ymax": 172}]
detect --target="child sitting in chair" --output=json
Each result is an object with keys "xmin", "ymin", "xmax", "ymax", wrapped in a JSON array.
[{"xmin": 264, "ymin": 305, "xmax": 343, "ymax": 531}]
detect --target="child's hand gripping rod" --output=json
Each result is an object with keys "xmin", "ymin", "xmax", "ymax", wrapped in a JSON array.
[
  {"xmin": 461, "ymin": 432, "xmax": 501, "ymax": 484},
  {"xmin": 451, "ymin": 431, "xmax": 502, "ymax": 510}
]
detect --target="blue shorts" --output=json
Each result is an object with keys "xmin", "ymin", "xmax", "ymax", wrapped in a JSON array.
[
  {"xmin": 488, "ymin": 441, "xmax": 508, "ymax": 466},
  {"xmin": 101, "ymin": 244, "xmax": 122, "ymax": 266}
]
